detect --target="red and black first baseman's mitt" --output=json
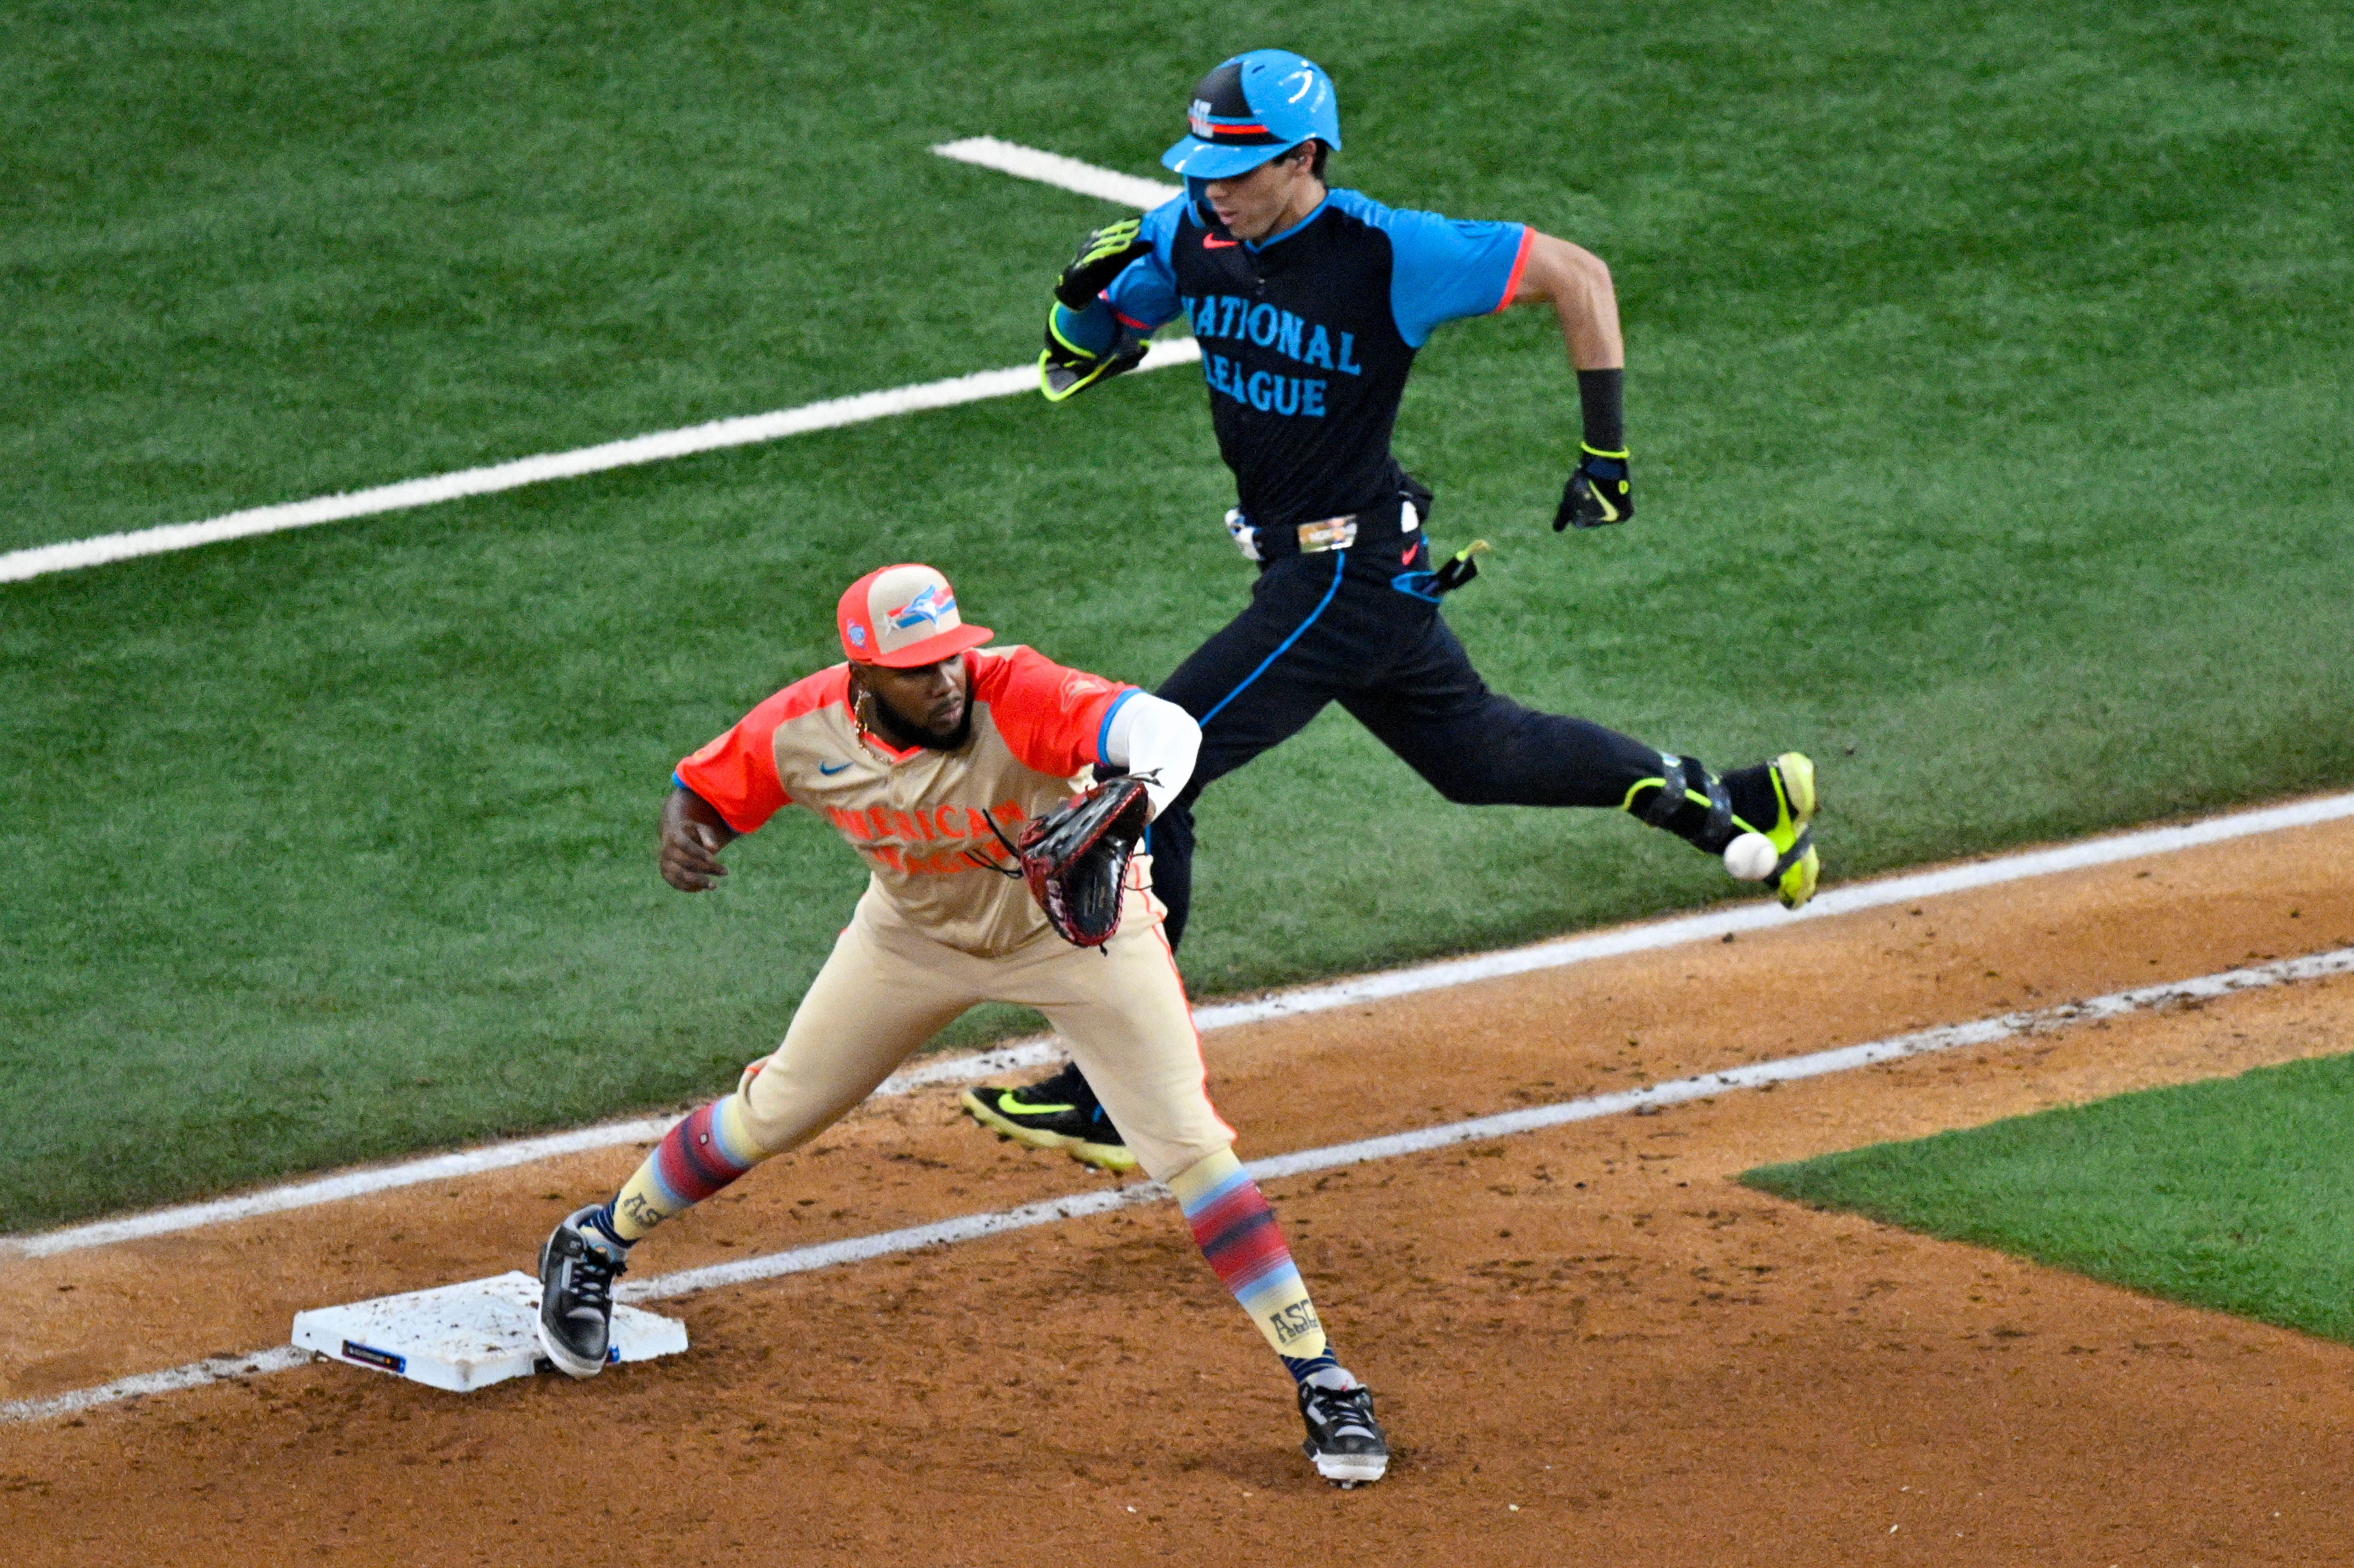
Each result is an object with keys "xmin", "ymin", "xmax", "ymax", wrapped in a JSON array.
[{"xmin": 1010, "ymin": 775, "xmax": 1154, "ymax": 948}]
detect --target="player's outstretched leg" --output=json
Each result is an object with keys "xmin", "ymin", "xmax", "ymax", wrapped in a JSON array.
[
  {"xmin": 1019, "ymin": 910, "xmax": 1388, "ymax": 1485},
  {"xmin": 537, "ymin": 914, "xmax": 971, "ymax": 1376},
  {"xmin": 1170, "ymin": 1148, "xmax": 1389, "ymax": 1486},
  {"xmin": 1339, "ymin": 614, "xmax": 1824, "ymax": 909}
]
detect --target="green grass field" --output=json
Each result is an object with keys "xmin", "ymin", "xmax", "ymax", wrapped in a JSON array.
[
  {"xmin": 1742, "ymin": 1053, "xmax": 2354, "ymax": 1343},
  {"xmin": 5, "ymin": 0, "xmax": 2352, "ymax": 1227}
]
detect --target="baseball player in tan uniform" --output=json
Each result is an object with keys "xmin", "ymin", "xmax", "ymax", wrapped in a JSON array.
[{"xmin": 533, "ymin": 563, "xmax": 1388, "ymax": 1485}]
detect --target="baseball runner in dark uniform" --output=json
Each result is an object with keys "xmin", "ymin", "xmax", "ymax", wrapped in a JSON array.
[{"xmin": 965, "ymin": 49, "xmax": 1820, "ymax": 1170}]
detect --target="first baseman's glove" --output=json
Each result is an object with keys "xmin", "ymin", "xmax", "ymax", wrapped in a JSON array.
[
  {"xmin": 1040, "ymin": 305, "xmax": 1148, "ymax": 402},
  {"xmin": 1054, "ymin": 218, "xmax": 1151, "ymax": 308},
  {"xmin": 1554, "ymin": 445, "xmax": 1635, "ymax": 531},
  {"xmin": 1014, "ymin": 775, "xmax": 1153, "ymax": 947}
]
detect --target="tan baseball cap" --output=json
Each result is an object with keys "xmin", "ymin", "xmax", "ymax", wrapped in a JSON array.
[{"xmin": 836, "ymin": 563, "xmax": 995, "ymax": 667}]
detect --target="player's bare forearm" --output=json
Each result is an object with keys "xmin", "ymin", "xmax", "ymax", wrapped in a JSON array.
[
  {"xmin": 1512, "ymin": 232, "xmax": 1633, "ymax": 527},
  {"xmin": 659, "ymin": 785, "xmax": 739, "ymax": 892},
  {"xmin": 1510, "ymin": 232, "xmax": 1623, "ymax": 371}
]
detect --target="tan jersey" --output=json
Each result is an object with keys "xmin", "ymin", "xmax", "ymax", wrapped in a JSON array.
[{"xmin": 675, "ymin": 646, "xmax": 1140, "ymax": 956}]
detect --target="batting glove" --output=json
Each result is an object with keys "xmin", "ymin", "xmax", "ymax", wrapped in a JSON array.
[
  {"xmin": 1039, "ymin": 305, "xmax": 1147, "ymax": 403},
  {"xmin": 1554, "ymin": 445, "xmax": 1635, "ymax": 531},
  {"xmin": 1053, "ymin": 218, "xmax": 1152, "ymax": 309}
]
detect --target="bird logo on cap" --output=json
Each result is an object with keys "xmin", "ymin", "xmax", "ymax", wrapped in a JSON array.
[{"xmin": 887, "ymin": 585, "xmax": 954, "ymax": 631}]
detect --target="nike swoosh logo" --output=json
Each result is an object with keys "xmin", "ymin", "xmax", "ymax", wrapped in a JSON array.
[
  {"xmin": 996, "ymin": 1096, "xmax": 1076, "ymax": 1116},
  {"xmin": 818, "ymin": 761, "xmax": 851, "ymax": 775},
  {"xmin": 1203, "ymin": 235, "xmax": 1239, "ymax": 249}
]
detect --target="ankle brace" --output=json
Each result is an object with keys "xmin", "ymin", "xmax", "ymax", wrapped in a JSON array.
[{"xmin": 1625, "ymin": 754, "xmax": 1737, "ymax": 854}]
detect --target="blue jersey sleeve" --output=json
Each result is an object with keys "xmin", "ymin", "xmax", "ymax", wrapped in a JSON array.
[
  {"xmin": 1100, "ymin": 195, "xmax": 1189, "ymax": 332},
  {"xmin": 1330, "ymin": 190, "xmax": 1531, "ymax": 350}
]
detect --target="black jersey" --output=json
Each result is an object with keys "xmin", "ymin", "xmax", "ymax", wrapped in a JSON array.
[{"xmin": 1107, "ymin": 187, "xmax": 1530, "ymax": 532}]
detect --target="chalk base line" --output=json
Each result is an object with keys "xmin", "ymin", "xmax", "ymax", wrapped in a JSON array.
[
  {"xmin": 6, "ymin": 788, "xmax": 2351, "ymax": 1262},
  {"xmin": 8, "ymin": 940, "xmax": 2347, "ymax": 1424}
]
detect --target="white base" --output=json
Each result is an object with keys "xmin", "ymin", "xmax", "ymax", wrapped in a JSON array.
[{"xmin": 291, "ymin": 1270, "xmax": 687, "ymax": 1392}]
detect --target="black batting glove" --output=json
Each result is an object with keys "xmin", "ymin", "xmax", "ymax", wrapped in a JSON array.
[
  {"xmin": 1554, "ymin": 445, "xmax": 1634, "ymax": 531},
  {"xmin": 1039, "ymin": 305, "xmax": 1146, "ymax": 402},
  {"xmin": 1053, "ymin": 218, "xmax": 1151, "ymax": 309}
]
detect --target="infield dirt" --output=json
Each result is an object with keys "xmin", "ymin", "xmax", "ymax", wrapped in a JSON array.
[{"xmin": 5, "ymin": 810, "xmax": 2352, "ymax": 1565}]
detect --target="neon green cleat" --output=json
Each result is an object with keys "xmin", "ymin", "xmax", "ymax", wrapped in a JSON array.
[
  {"xmin": 960, "ymin": 1066, "xmax": 1136, "ymax": 1172},
  {"xmin": 1753, "ymin": 751, "xmax": 1819, "ymax": 910}
]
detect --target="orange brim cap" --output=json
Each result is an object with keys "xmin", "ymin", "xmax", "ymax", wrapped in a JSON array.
[
  {"xmin": 860, "ymin": 621, "xmax": 993, "ymax": 668},
  {"xmin": 838, "ymin": 563, "xmax": 995, "ymax": 666}
]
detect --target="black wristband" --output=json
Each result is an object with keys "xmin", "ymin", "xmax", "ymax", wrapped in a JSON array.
[{"xmin": 1577, "ymin": 368, "xmax": 1626, "ymax": 453}]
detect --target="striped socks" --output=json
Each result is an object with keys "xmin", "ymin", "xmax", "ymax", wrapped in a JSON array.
[
  {"xmin": 599, "ymin": 1093, "xmax": 769, "ymax": 1246},
  {"xmin": 1169, "ymin": 1148, "xmax": 1335, "ymax": 1383},
  {"xmin": 591, "ymin": 1120, "xmax": 1345, "ymax": 1391}
]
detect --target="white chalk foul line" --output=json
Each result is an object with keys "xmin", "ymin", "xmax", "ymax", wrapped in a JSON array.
[
  {"xmin": 11, "ymin": 943, "xmax": 2348, "ymax": 1424},
  {"xmin": 624, "ymin": 946, "xmax": 2354, "ymax": 1301},
  {"xmin": 4, "ymin": 139, "xmax": 1174, "ymax": 587},
  {"xmin": 8, "ymin": 789, "xmax": 2352, "ymax": 1262},
  {"xmin": 5, "ymin": 1117, "xmax": 676, "ymax": 1260},
  {"xmin": 0, "ymin": 340, "xmax": 1202, "ymax": 586},
  {"xmin": 1195, "ymin": 790, "xmax": 2354, "ymax": 1032},
  {"xmin": 931, "ymin": 137, "xmax": 1181, "ymax": 211},
  {"xmin": 1, "ymin": 1040, "xmax": 1075, "ymax": 1261},
  {"xmin": 0, "ymin": 1346, "xmax": 313, "ymax": 1425},
  {"xmin": 624, "ymin": 1183, "xmax": 1166, "ymax": 1302}
]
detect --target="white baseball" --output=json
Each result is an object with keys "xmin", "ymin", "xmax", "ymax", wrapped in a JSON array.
[{"xmin": 1722, "ymin": 832, "xmax": 1779, "ymax": 882}]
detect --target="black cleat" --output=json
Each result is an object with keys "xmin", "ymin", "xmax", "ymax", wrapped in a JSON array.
[
  {"xmin": 960, "ymin": 1060, "xmax": 1134, "ymax": 1171},
  {"xmin": 536, "ymin": 1205, "xmax": 626, "ymax": 1378},
  {"xmin": 1298, "ymin": 1371, "xmax": 1389, "ymax": 1487}
]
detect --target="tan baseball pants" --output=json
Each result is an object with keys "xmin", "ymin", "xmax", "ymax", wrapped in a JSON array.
[{"xmin": 731, "ymin": 880, "xmax": 1234, "ymax": 1182}]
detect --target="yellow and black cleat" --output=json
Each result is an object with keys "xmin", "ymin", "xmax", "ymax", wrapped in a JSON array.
[
  {"xmin": 1756, "ymin": 751, "xmax": 1819, "ymax": 910},
  {"xmin": 1624, "ymin": 750, "xmax": 1821, "ymax": 910},
  {"xmin": 961, "ymin": 1081, "xmax": 1135, "ymax": 1172}
]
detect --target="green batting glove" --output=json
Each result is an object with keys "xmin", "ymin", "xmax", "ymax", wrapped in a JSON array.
[
  {"xmin": 1554, "ymin": 445, "xmax": 1635, "ymax": 531},
  {"xmin": 1053, "ymin": 218, "xmax": 1151, "ymax": 308},
  {"xmin": 1039, "ymin": 304, "xmax": 1147, "ymax": 403}
]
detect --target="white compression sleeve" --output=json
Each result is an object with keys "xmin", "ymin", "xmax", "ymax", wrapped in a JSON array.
[{"xmin": 1102, "ymin": 692, "xmax": 1201, "ymax": 818}]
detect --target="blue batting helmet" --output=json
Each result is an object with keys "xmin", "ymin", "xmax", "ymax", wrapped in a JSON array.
[{"xmin": 1161, "ymin": 49, "xmax": 1341, "ymax": 180}]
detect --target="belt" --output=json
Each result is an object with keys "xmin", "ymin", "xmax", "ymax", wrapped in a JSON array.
[{"xmin": 1241, "ymin": 497, "xmax": 1420, "ymax": 560}]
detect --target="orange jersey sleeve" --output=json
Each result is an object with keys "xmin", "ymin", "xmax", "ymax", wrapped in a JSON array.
[
  {"xmin": 972, "ymin": 647, "xmax": 1135, "ymax": 781},
  {"xmin": 674, "ymin": 667, "xmax": 846, "ymax": 834}
]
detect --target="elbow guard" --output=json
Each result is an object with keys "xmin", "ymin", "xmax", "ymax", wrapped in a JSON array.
[{"xmin": 1103, "ymin": 692, "xmax": 1200, "ymax": 815}]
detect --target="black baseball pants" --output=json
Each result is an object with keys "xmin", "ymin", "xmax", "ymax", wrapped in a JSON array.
[{"xmin": 1146, "ymin": 547, "xmax": 1666, "ymax": 951}]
